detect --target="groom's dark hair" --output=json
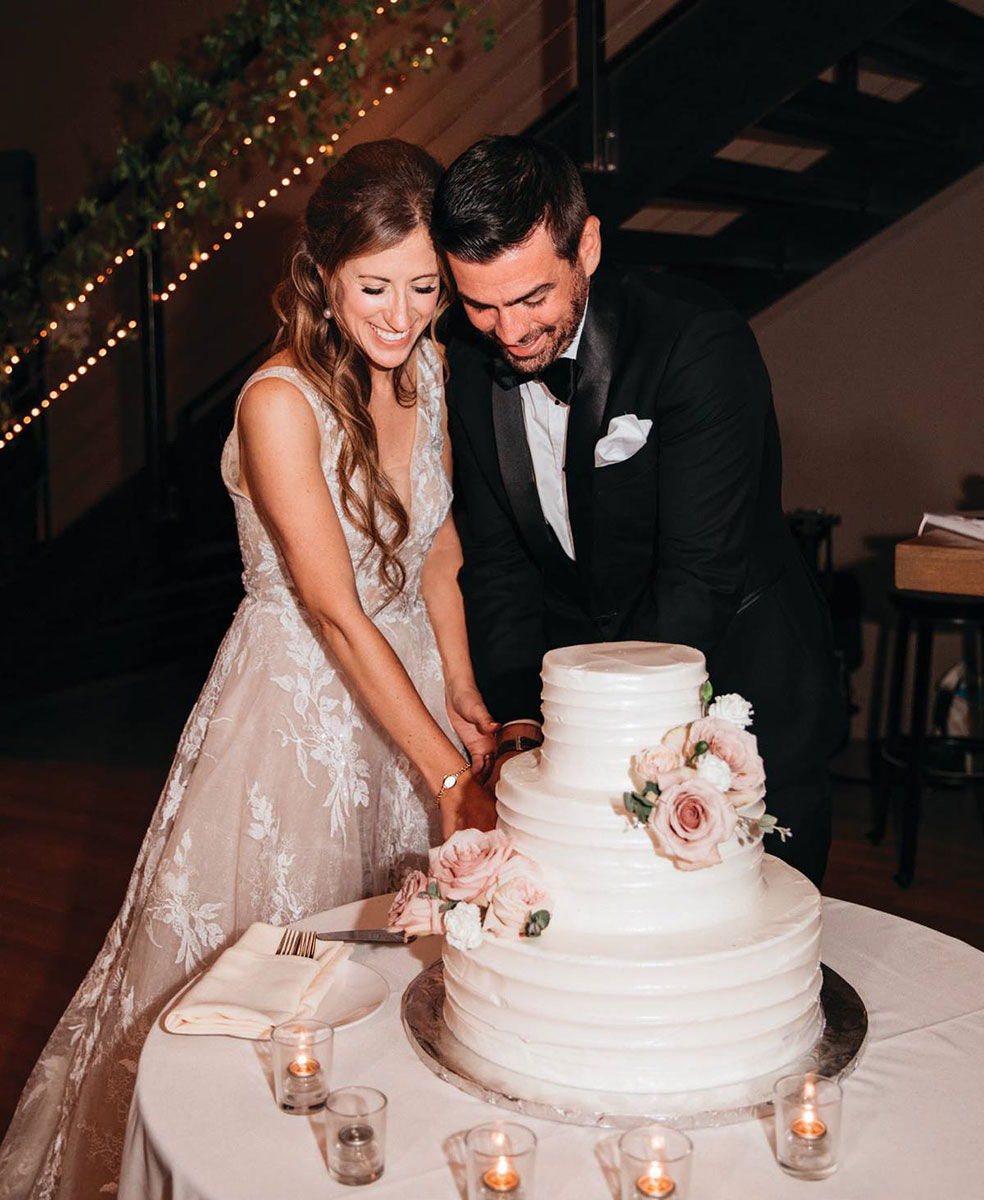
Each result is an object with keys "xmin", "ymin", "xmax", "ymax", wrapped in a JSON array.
[{"xmin": 431, "ymin": 135, "xmax": 589, "ymax": 264}]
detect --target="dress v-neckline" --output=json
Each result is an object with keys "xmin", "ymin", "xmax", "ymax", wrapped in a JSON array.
[{"xmin": 382, "ymin": 392, "xmax": 422, "ymax": 527}]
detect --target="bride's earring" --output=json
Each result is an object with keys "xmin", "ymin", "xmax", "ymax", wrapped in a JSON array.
[{"xmin": 323, "ymin": 306, "xmax": 332, "ymax": 320}]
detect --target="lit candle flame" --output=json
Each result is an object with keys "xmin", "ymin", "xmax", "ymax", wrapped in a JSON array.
[
  {"xmin": 287, "ymin": 1054, "xmax": 319, "ymax": 1077},
  {"xmin": 482, "ymin": 1154, "xmax": 520, "ymax": 1193},
  {"xmin": 635, "ymin": 1161, "xmax": 676, "ymax": 1197}
]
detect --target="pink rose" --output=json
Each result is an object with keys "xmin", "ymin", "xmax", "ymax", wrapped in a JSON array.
[
  {"xmin": 687, "ymin": 718, "xmax": 766, "ymax": 805},
  {"xmin": 387, "ymin": 870, "xmax": 443, "ymax": 936},
  {"xmin": 483, "ymin": 855, "xmax": 552, "ymax": 939},
  {"xmin": 652, "ymin": 764, "xmax": 698, "ymax": 791},
  {"xmin": 429, "ymin": 829, "xmax": 513, "ymax": 904},
  {"xmin": 648, "ymin": 777, "xmax": 738, "ymax": 871},
  {"xmin": 631, "ymin": 746, "xmax": 683, "ymax": 791}
]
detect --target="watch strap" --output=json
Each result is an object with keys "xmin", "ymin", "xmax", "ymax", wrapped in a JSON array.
[{"xmin": 495, "ymin": 735, "xmax": 541, "ymax": 761}]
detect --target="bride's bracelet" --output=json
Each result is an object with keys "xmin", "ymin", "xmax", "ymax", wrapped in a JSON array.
[{"xmin": 434, "ymin": 762, "xmax": 471, "ymax": 805}]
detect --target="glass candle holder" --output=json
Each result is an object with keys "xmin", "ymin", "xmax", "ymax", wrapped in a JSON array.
[
  {"xmin": 773, "ymin": 1072, "xmax": 843, "ymax": 1180},
  {"xmin": 618, "ymin": 1125, "xmax": 693, "ymax": 1199},
  {"xmin": 466, "ymin": 1121, "xmax": 537, "ymax": 1199},
  {"xmin": 325, "ymin": 1087, "xmax": 387, "ymax": 1186},
  {"xmin": 271, "ymin": 1018, "xmax": 333, "ymax": 1114}
]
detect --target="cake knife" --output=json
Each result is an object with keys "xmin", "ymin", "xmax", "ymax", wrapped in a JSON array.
[{"xmin": 315, "ymin": 928, "xmax": 417, "ymax": 944}]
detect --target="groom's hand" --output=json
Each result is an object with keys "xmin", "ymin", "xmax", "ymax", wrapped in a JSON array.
[
  {"xmin": 488, "ymin": 721, "xmax": 543, "ymax": 790},
  {"xmin": 446, "ymin": 685, "xmax": 499, "ymax": 783}
]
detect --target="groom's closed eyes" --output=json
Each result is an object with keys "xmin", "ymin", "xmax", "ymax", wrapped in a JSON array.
[{"xmin": 460, "ymin": 282, "xmax": 556, "ymax": 313}]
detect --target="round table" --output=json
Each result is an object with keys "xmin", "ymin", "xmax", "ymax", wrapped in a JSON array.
[{"xmin": 118, "ymin": 897, "xmax": 984, "ymax": 1199}]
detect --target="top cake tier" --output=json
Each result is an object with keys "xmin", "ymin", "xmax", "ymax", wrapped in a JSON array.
[{"xmin": 539, "ymin": 641, "xmax": 707, "ymax": 792}]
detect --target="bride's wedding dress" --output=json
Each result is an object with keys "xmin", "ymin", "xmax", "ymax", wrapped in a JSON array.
[{"xmin": 0, "ymin": 341, "xmax": 455, "ymax": 1198}]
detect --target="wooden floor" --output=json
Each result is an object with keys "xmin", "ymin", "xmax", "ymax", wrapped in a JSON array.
[{"xmin": 1, "ymin": 663, "xmax": 982, "ymax": 1139}]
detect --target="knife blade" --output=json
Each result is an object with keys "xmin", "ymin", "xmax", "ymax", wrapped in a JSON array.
[{"xmin": 315, "ymin": 929, "xmax": 416, "ymax": 944}]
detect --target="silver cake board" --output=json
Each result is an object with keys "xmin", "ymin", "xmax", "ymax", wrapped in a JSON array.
[{"xmin": 401, "ymin": 960, "xmax": 867, "ymax": 1130}]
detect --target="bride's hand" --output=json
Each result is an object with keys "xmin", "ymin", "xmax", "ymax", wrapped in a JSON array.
[
  {"xmin": 446, "ymin": 684, "xmax": 499, "ymax": 782},
  {"xmin": 440, "ymin": 774, "xmax": 497, "ymax": 839}
]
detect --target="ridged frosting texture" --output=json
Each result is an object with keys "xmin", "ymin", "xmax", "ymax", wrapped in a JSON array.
[
  {"xmin": 539, "ymin": 641, "xmax": 707, "ymax": 791},
  {"xmin": 444, "ymin": 860, "xmax": 822, "ymax": 1093}
]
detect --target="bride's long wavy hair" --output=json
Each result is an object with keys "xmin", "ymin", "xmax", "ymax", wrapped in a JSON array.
[{"xmin": 273, "ymin": 139, "xmax": 449, "ymax": 602}]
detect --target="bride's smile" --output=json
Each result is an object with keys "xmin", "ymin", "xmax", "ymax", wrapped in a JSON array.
[{"xmin": 335, "ymin": 225, "xmax": 441, "ymax": 371}]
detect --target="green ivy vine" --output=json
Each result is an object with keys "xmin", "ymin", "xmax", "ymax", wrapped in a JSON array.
[{"xmin": 0, "ymin": 0, "xmax": 494, "ymax": 422}]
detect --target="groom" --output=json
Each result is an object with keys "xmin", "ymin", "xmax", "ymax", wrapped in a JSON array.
[{"xmin": 432, "ymin": 136, "xmax": 845, "ymax": 886}]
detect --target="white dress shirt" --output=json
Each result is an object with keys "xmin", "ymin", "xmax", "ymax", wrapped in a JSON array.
[
  {"xmin": 501, "ymin": 309, "xmax": 587, "ymax": 735},
  {"xmin": 518, "ymin": 306, "xmax": 587, "ymax": 561}
]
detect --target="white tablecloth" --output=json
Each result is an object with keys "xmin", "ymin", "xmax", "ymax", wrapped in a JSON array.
[{"xmin": 119, "ymin": 897, "xmax": 984, "ymax": 1200}]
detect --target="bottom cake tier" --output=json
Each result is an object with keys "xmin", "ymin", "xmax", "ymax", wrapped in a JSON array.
[{"xmin": 443, "ymin": 857, "xmax": 822, "ymax": 1094}]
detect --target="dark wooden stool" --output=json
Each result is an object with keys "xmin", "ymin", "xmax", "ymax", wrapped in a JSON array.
[{"xmin": 869, "ymin": 589, "xmax": 984, "ymax": 887}]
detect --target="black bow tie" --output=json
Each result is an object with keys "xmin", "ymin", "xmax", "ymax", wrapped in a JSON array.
[{"xmin": 491, "ymin": 356, "xmax": 581, "ymax": 405}]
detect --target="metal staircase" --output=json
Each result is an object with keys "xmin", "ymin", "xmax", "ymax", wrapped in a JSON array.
[{"xmin": 541, "ymin": 0, "xmax": 984, "ymax": 314}]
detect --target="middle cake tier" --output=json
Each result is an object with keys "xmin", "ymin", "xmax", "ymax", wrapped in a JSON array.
[{"xmin": 496, "ymin": 751, "xmax": 766, "ymax": 935}]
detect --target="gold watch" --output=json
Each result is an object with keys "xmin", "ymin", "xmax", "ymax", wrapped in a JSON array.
[{"xmin": 435, "ymin": 762, "xmax": 471, "ymax": 805}]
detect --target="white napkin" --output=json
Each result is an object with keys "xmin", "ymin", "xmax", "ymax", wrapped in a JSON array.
[
  {"xmin": 163, "ymin": 923, "xmax": 353, "ymax": 1039},
  {"xmin": 594, "ymin": 413, "xmax": 653, "ymax": 467}
]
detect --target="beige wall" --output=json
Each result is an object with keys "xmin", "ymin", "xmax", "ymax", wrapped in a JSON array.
[{"xmin": 752, "ymin": 164, "xmax": 984, "ymax": 734}]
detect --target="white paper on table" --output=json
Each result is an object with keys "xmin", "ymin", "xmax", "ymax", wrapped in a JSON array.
[{"xmin": 917, "ymin": 512, "xmax": 984, "ymax": 542}]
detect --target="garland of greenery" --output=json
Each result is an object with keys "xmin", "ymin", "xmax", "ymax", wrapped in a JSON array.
[{"xmin": 0, "ymin": 0, "xmax": 492, "ymax": 421}]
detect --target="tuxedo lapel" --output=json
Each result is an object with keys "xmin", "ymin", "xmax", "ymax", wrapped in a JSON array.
[
  {"xmin": 490, "ymin": 379, "xmax": 555, "ymax": 561},
  {"xmin": 566, "ymin": 267, "xmax": 620, "ymax": 575}
]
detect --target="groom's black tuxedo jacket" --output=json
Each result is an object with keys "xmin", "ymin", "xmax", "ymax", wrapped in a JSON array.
[{"xmin": 444, "ymin": 264, "xmax": 845, "ymax": 788}]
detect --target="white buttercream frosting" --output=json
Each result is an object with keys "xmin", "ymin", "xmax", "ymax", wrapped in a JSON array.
[
  {"xmin": 538, "ymin": 641, "xmax": 706, "ymax": 791},
  {"xmin": 442, "ymin": 641, "xmax": 823, "ymax": 1094}
]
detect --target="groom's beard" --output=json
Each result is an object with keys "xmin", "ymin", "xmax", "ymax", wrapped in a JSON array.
[{"xmin": 484, "ymin": 266, "xmax": 589, "ymax": 374}]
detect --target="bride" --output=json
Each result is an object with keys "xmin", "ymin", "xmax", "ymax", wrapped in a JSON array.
[{"xmin": 0, "ymin": 138, "xmax": 497, "ymax": 1199}]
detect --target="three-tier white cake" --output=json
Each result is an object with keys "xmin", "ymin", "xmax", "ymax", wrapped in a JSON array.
[{"xmin": 442, "ymin": 641, "xmax": 823, "ymax": 1094}]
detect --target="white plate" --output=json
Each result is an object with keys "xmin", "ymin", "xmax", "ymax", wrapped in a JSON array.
[{"xmin": 317, "ymin": 960, "xmax": 389, "ymax": 1030}]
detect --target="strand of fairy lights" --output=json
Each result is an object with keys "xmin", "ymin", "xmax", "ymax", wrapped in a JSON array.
[
  {"xmin": 155, "ymin": 64, "xmax": 431, "ymax": 303},
  {"xmin": 3, "ymin": 2, "xmax": 407, "ymax": 371},
  {"xmin": 0, "ymin": 322, "xmax": 138, "ymax": 449},
  {"xmin": 0, "ymin": 24, "xmax": 452, "ymax": 452}
]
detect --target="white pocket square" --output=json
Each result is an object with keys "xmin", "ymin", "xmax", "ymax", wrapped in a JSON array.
[{"xmin": 594, "ymin": 414, "xmax": 653, "ymax": 467}]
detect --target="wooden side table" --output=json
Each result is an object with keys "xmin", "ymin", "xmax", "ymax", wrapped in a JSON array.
[
  {"xmin": 895, "ymin": 529, "xmax": 984, "ymax": 596},
  {"xmin": 869, "ymin": 531, "xmax": 984, "ymax": 886}
]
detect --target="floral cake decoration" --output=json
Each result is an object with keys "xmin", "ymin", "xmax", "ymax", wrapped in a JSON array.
[
  {"xmin": 622, "ymin": 681, "xmax": 791, "ymax": 871},
  {"xmin": 387, "ymin": 830, "xmax": 552, "ymax": 950}
]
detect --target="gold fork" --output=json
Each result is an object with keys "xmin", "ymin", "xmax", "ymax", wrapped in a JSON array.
[{"xmin": 274, "ymin": 928, "xmax": 317, "ymax": 958}]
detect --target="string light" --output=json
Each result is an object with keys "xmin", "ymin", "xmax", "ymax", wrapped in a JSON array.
[
  {"xmin": 137, "ymin": 35, "xmax": 444, "ymax": 305},
  {"xmin": 3, "ymin": 27, "xmax": 454, "ymax": 446},
  {"xmin": 3, "ymin": 25, "xmax": 371, "ymax": 367},
  {"xmin": 0, "ymin": 322, "xmax": 138, "ymax": 451}
]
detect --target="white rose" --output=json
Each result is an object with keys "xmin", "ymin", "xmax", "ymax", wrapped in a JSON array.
[
  {"xmin": 443, "ymin": 901, "xmax": 484, "ymax": 952},
  {"xmin": 696, "ymin": 751, "xmax": 733, "ymax": 792},
  {"xmin": 706, "ymin": 694, "xmax": 754, "ymax": 728}
]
